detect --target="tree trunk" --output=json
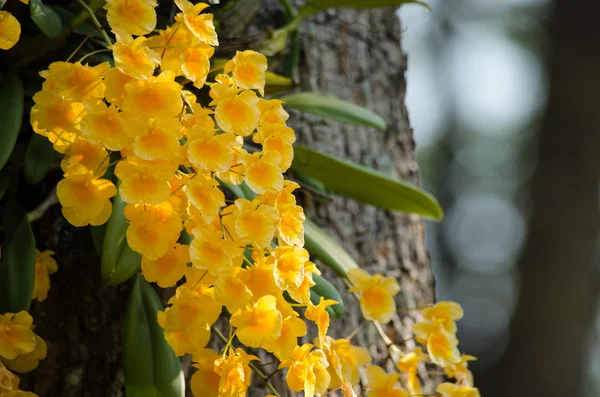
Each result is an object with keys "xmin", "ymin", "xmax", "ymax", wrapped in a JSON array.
[
  {"xmin": 20, "ymin": 3, "xmax": 435, "ymax": 396},
  {"xmin": 290, "ymin": 1, "xmax": 436, "ymax": 381}
]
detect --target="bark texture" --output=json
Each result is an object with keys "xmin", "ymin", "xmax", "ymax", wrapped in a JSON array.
[
  {"xmin": 291, "ymin": 2, "xmax": 435, "ymax": 369},
  {"xmin": 20, "ymin": 2, "xmax": 435, "ymax": 396},
  {"xmin": 21, "ymin": 207, "xmax": 130, "ymax": 397}
]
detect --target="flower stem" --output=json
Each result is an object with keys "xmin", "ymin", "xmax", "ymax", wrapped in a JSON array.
[
  {"xmin": 75, "ymin": 0, "xmax": 112, "ymax": 47},
  {"xmin": 79, "ymin": 48, "xmax": 112, "ymax": 63},
  {"xmin": 66, "ymin": 32, "xmax": 93, "ymax": 62},
  {"xmin": 345, "ymin": 322, "xmax": 367, "ymax": 341},
  {"xmin": 249, "ymin": 363, "xmax": 282, "ymax": 397}
]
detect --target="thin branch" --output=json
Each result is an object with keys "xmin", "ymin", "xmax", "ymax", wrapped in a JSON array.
[
  {"xmin": 28, "ymin": 189, "xmax": 59, "ymax": 222},
  {"xmin": 66, "ymin": 32, "xmax": 94, "ymax": 62},
  {"xmin": 75, "ymin": 0, "xmax": 112, "ymax": 47}
]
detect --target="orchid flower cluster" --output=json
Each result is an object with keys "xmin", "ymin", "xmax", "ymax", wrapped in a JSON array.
[{"xmin": 0, "ymin": 0, "xmax": 484, "ymax": 396}]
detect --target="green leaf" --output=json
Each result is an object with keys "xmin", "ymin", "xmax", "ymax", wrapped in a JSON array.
[
  {"xmin": 239, "ymin": 182, "xmax": 256, "ymax": 200},
  {"xmin": 124, "ymin": 275, "xmax": 184, "ymax": 397},
  {"xmin": 310, "ymin": 273, "xmax": 344, "ymax": 318},
  {"xmin": 178, "ymin": 229, "xmax": 193, "ymax": 246},
  {"xmin": 24, "ymin": 134, "xmax": 58, "ymax": 185},
  {"xmin": 304, "ymin": 218, "xmax": 358, "ymax": 278},
  {"xmin": 265, "ymin": 71, "xmax": 293, "ymax": 89},
  {"xmin": 0, "ymin": 199, "xmax": 36, "ymax": 314},
  {"xmin": 90, "ymin": 223, "xmax": 106, "ymax": 257},
  {"xmin": 0, "ymin": 169, "xmax": 10, "ymax": 202},
  {"xmin": 260, "ymin": 26, "xmax": 294, "ymax": 56},
  {"xmin": 265, "ymin": 71, "xmax": 294, "ymax": 95},
  {"xmin": 281, "ymin": 92, "xmax": 387, "ymax": 130},
  {"xmin": 292, "ymin": 145, "xmax": 444, "ymax": 220},
  {"xmin": 101, "ymin": 181, "xmax": 142, "ymax": 285},
  {"xmin": 297, "ymin": 0, "xmax": 430, "ymax": 21},
  {"xmin": 30, "ymin": 0, "xmax": 63, "ymax": 39},
  {"xmin": 218, "ymin": 179, "xmax": 246, "ymax": 201},
  {"xmin": 0, "ymin": 74, "xmax": 24, "ymax": 173}
]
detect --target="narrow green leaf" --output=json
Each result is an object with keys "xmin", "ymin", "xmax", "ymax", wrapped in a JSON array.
[
  {"xmin": 24, "ymin": 134, "xmax": 58, "ymax": 185},
  {"xmin": 293, "ymin": 173, "xmax": 329, "ymax": 204},
  {"xmin": 125, "ymin": 385, "xmax": 161, "ymax": 397},
  {"xmin": 0, "ymin": 199, "xmax": 36, "ymax": 314},
  {"xmin": 265, "ymin": 71, "xmax": 293, "ymax": 89},
  {"xmin": 260, "ymin": 26, "xmax": 294, "ymax": 56},
  {"xmin": 218, "ymin": 180, "xmax": 246, "ymax": 201},
  {"xmin": 91, "ymin": 153, "xmax": 118, "ymax": 258},
  {"xmin": 0, "ymin": 74, "xmax": 24, "ymax": 173},
  {"xmin": 0, "ymin": 170, "xmax": 10, "ymax": 202},
  {"xmin": 90, "ymin": 223, "xmax": 105, "ymax": 257},
  {"xmin": 30, "ymin": 0, "xmax": 63, "ymax": 39},
  {"xmin": 281, "ymin": 92, "xmax": 387, "ymax": 130},
  {"xmin": 239, "ymin": 182, "xmax": 256, "ymax": 200},
  {"xmin": 124, "ymin": 275, "xmax": 184, "ymax": 397},
  {"xmin": 304, "ymin": 218, "xmax": 358, "ymax": 278},
  {"xmin": 101, "ymin": 181, "xmax": 141, "ymax": 285},
  {"xmin": 297, "ymin": 0, "xmax": 430, "ymax": 21},
  {"xmin": 139, "ymin": 280, "xmax": 184, "ymax": 397},
  {"xmin": 292, "ymin": 145, "xmax": 444, "ymax": 220},
  {"xmin": 310, "ymin": 273, "xmax": 344, "ymax": 318},
  {"xmin": 265, "ymin": 71, "xmax": 294, "ymax": 95},
  {"xmin": 123, "ymin": 276, "xmax": 154, "ymax": 388}
]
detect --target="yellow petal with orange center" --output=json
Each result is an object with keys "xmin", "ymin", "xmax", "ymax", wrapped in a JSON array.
[
  {"xmin": 262, "ymin": 316, "xmax": 307, "ymax": 360},
  {"xmin": 234, "ymin": 203, "xmax": 278, "ymax": 248},
  {"xmin": 187, "ymin": 133, "xmax": 237, "ymax": 173},
  {"xmin": 0, "ymin": 312, "xmax": 36, "ymax": 360},
  {"xmin": 182, "ymin": 11, "xmax": 218, "ymax": 46},
  {"xmin": 31, "ymin": 91, "xmax": 85, "ymax": 152},
  {"xmin": 224, "ymin": 50, "xmax": 267, "ymax": 95},
  {"xmin": 133, "ymin": 120, "xmax": 183, "ymax": 162},
  {"xmin": 4, "ymin": 335, "xmax": 47, "ymax": 373},
  {"xmin": 189, "ymin": 228, "xmax": 236, "ymax": 274},
  {"xmin": 111, "ymin": 35, "xmax": 161, "ymax": 79},
  {"xmin": 230, "ymin": 295, "xmax": 282, "ymax": 348},
  {"xmin": 141, "ymin": 243, "xmax": 189, "ymax": 288},
  {"xmin": 243, "ymin": 151, "xmax": 284, "ymax": 194},
  {"xmin": 81, "ymin": 102, "xmax": 131, "ymax": 150},
  {"xmin": 214, "ymin": 267, "xmax": 253, "ymax": 314},
  {"xmin": 185, "ymin": 177, "xmax": 225, "ymax": 223},
  {"xmin": 105, "ymin": 0, "xmax": 157, "ymax": 36},
  {"xmin": 61, "ymin": 139, "xmax": 108, "ymax": 175},
  {"xmin": 123, "ymin": 72, "xmax": 183, "ymax": 119},
  {"xmin": 273, "ymin": 246, "xmax": 308, "ymax": 290},
  {"xmin": 190, "ymin": 349, "xmax": 220, "ymax": 397},
  {"xmin": 57, "ymin": 172, "xmax": 116, "ymax": 226},
  {"xmin": 215, "ymin": 91, "xmax": 260, "ymax": 136},
  {"xmin": 278, "ymin": 205, "xmax": 305, "ymax": 246},
  {"xmin": 181, "ymin": 46, "xmax": 214, "ymax": 88},
  {"xmin": 104, "ymin": 68, "xmax": 134, "ymax": 107}
]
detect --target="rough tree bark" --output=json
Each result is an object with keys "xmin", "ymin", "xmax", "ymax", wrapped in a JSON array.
[
  {"xmin": 288, "ymin": 4, "xmax": 437, "ymax": 389},
  {"xmin": 20, "ymin": 2, "xmax": 435, "ymax": 396}
]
